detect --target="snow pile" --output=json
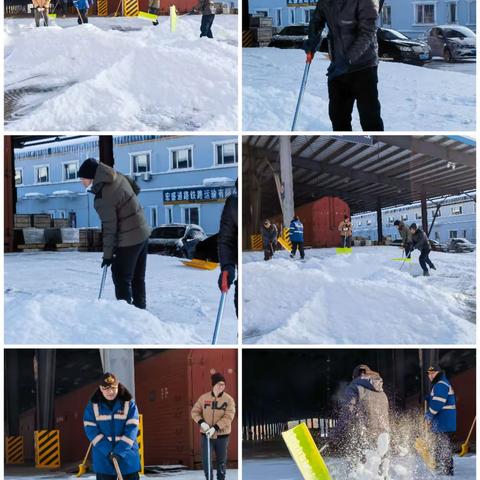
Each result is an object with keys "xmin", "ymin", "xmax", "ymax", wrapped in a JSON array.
[
  {"xmin": 243, "ymin": 48, "xmax": 475, "ymax": 131},
  {"xmin": 5, "ymin": 16, "xmax": 238, "ymax": 131},
  {"xmin": 243, "ymin": 247, "xmax": 475, "ymax": 344},
  {"xmin": 203, "ymin": 177, "xmax": 235, "ymax": 186},
  {"xmin": 5, "ymin": 251, "xmax": 237, "ymax": 344},
  {"xmin": 4, "ymin": 470, "xmax": 238, "ymax": 479},
  {"xmin": 242, "ymin": 455, "xmax": 475, "ymax": 480}
]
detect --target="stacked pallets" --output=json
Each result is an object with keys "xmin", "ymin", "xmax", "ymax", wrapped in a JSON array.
[
  {"xmin": 249, "ymin": 16, "xmax": 273, "ymax": 47},
  {"xmin": 78, "ymin": 228, "xmax": 103, "ymax": 252}
]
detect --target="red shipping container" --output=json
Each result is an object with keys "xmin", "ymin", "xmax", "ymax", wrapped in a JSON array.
[
  {"xmin": 19, "ymin": 349, "xmax": 238, "ymax": 469},
  {"xmin": 293, "ymin": 197, "xmax": 350, "ymax": 248}
]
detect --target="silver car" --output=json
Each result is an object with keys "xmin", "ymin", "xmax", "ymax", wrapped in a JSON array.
[
  {"xmin": 426, "ymin": 25, "xmax": 476, "ymax": 62},
  {"xmin": 148, "ymin": 223, "xmax": 207, "ymax": 257}
]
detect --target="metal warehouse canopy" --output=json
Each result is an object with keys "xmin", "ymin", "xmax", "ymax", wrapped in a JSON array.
[{"xmin": 243, "ymin": 135, "xmax": 476, "ymax": 216}]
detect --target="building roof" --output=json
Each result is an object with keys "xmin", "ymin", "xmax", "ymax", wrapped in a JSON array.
[{"xmin": 243, "ymin": 135, "xmax": 476, "ymax": 215}]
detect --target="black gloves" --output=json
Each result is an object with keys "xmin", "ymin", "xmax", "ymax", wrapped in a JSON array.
[
  {"xmin": 218, "ymin": 265, "xmax": 236, "ymax": 293},
  {"xmin": 101, "ymin": 258, "xmax": 113, "ymax": 268},
  {"xmin": 303, "ymin": 36, "xmax": 320, "ymax": 55}
]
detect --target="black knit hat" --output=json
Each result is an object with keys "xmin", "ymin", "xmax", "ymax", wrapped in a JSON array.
[
  {"xmin": 394, "ymin": 220, "xmax": 401, "ymax": 226},
  {"xmin": 409, "ymin": 223, "xmax": 418, "ymax": 230},
  {"xmin": 78, "ymin": 158, "xmax": 99, "ymax": 179},
  {"xmin": 211, "ymin": 372, "xmax": 226, "ymax": 387}
]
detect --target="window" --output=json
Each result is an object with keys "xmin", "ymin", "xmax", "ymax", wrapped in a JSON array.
[
  {"xmin": 415, "ymin": 212, "xmax": 422, "ymax": 220},
  {"xmin": 401, "ymin": 214, "xmax": 408, "ymax": 221},
  {"xmin": 289, "ymin": 9, "xmax": 295, "ymax": 24},
  {"xmin": 447, "ymin": 2, "xmax": 457, "ymax": 23},
  {"xmin": 449, "ymin": 230, "xmax": 458, "ymax": 239},
  {"xmin": 132, "ymin": 152, "xmax": 151, "ymax": 174},
  {"xmin": 165, "ymin": 206, "xmax": 173, "ymax": 224},
  {"xmin": 388, "ymin": 216, "xmax": 394, "ymax": 223},
  {"xmin": 216, "ymin": 142, "xmax": 238, "ymax": 165},
  {"xmin": 463, "ymin": 230, "xmax": 467, "ymax": 238},
  {"xmin": 304, "ymin": 8, "xmax": 314, "ymax": 23},
  {"xmin": 275, "ymin": 9, "xmax": 282, "ymax": 27},
  {"xmin": 382, "ymin": 5, "xmax": 391, "ymax": 25},
  {"xmin": 358, "ymin": 221, "xmax": 362, "ymax": 227},
  {"xmin": 434, "ymin": 231, "xmax": 440, "ymax": 240},
  {"xmin": 183, "ymin": 207, "xmax": 199, "ymax": 225},
  {"xmin": 171, "ymin": 147, "xmax": 193, "ymax": 170},
  {"xmin": 15, "ymin": 168, "xmax": 23, "ymax": 186},
  {"xmin": 431, "ymin": 209, "xmax": 441, "ymax": 217},
  {"xmin": 415, "ymin": 4, "xmax": 435, "ymax": 24},
  {"xmin": 35, "ymin": 165, "xmax": 50, "ymax": 184},
  {"xmin": 451, "ymin": 206, "xmax": 462, "ymax": 215},
  {"xmin": 467, "ymin": 0, "xmax": 476, "ymax": 24},
  {"xmin": 366, "ymin": 220, "xmax": 372, "ymax": 226},
  {"xmin": 149, "ymin": 207, "xmax": 158, "ymax": 228},
  {"xmin": 63, "ymin": 162, "xmax": 78, "ymax": 181}
]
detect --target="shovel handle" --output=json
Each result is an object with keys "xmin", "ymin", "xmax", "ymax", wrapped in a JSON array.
[
  {"xmin": 112, "ymin": 457, "xmax": 124, "ymax": 480},
  {"xmin": 465, "ymin": 417, "xmax": 476, "ymax": 443}
]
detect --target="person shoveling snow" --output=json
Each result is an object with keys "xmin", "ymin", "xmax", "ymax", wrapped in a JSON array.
[
  {"xmin": 79, "ymin": 158, "xmax": 151, "ymax": 310},
  {"xmin": 32, "ymin": 0, "xmax": 50, "ymax": 27},
  {"xmin": 302, "ymin": 0, "xmax": 384, "ymax": 131},
  {"xmin": 409, "ymin": 223, "xmax": 436, "ymax": 277},
  {"xmin": 261, "ymin": 219, "xmax": 278, "ymax": 261}
]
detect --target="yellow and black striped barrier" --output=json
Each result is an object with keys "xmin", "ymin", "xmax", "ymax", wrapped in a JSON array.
[
  {"xmin": 6, "ymin": 436, "xmax": 24, "ymax": 464},
  {"xmin": 250, "ymin": 234, "xmax": 262, "ymax": 251},
  {"xmin": 138, "ymin": 414, "xmax": 145, "ymax": 475},
  {"xmin": 97, "ymin": 0, "xmax": 108, "ymax": 16},
  {"xmin": 34, "ymin": 430, "xmax": 61, "ymax": 469},
  {"xmin": 242, "ymin": 30, "xmax": 255, "ymax": 47},
  {"xmin": 123, "ymin": 0, "xmax": 139, "ymax": 16},
  {"xmin": 282, "ymin": 227, "xmax": 292, "ymax": 250}
]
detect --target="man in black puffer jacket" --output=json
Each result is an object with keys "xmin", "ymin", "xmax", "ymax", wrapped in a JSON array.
[
  {"xmin": 217, "ymin": 184, "xmax": 238, "ymax": 317},
  {"xmin": 304, "ymin": 0, "xmax": 384, "ymax": 131},
  {"xmin": 409, "ymin": 223, "xmax": 436, "ymax": 277}
]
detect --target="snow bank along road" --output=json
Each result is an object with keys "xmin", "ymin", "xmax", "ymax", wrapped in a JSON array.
[
  {"xmin": 243, "ymin": 247, "xmax": 475, "ymax": 344},
  {"xmin": 243, "ymin": 48, "xmax": 476, "ymax": 131},
  {"xmin": 4, "ymin": 252, "xmax": 237, "ymax": 344},
  {"xmin": 5, "ymin": 16, "xmax": 237, "ymax": 131},
  {"xmin": 243, "ymin": 455, "xmax": 475, "ymax": 480}
]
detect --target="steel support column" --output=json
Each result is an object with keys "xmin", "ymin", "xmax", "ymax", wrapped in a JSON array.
[
  {"xmin": 421, "ymin": 192, "xmax": 428, "ymax": 234},
  {"xmin": 6, "ymin": 350, "xmax": 20, "ymax": 436},
  {"xmin": 34, "ymin": 350, "xmax": 56, "ymax": 430},
  {"xmin": 4, "ymin": 136, "xmax": 15, "ymax": 253},
  {"xmin": 279, "ymin": 137, "xmax": 295, "ymax": 227},
  {"xmin": 376, "ymin": 198, "xmax": 383, "ymax": 244},
  {"xmin": 100, "ymin": 349, "xmax": 135, "ymax": 397},
  {"xmin": 99, "ymin": 136, "xmax": 114, "ymax": 167}
]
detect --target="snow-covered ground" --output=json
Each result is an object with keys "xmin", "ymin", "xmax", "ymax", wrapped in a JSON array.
[
  {"xmin": 243, "ymin": 48, "xmax": 475, "ymax": 131},
  {"xmin": 5, "ymin": 16, "xmax": 238, "ymax": 131},
  {"xmin": 4, "ymin": 252, "xmax": 237, "ymax": 344},
  {"xmin": 4, "ymin": 469, "xmax": 238, "ymax": 479},
  {"xmin": 243, "ymin": 247, "xmax": 475, "ymax": 344},
  {"xmin": 242, "ymin": 455, "xmax": 475, "ymax": 480}
]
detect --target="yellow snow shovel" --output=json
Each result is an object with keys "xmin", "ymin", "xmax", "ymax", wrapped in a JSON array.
[
  {"xmin": 414, "ymin": 436, "xmax": 436, "ymax": 471},
  {"xmin": 181, "ymin": 258, "xmax": 219, "ymax": 270},
  {"xmin": 282, "ymin": 422, "xmax": 332, "ymax": 480},
  {"xmin": 459, "ymin": 417, "xmax": 476, "ymax": 457},
  {"xmin": 336, "ymin": 236, "xmax": 352, "ymax": 255},
  {"xmin": 277, "ymin": 236, "xmax": 291, "ymax": 252},
  {"xmin": 138, "ymin": 11, "xmax": 157, "ymax": 20},
  {"xmin": 76, "ymin": 443, "xmax": 92, "ymax": 477}
]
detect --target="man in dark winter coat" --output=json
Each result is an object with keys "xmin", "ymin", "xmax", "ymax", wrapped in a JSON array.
[
  {"xmin": 217, "ymin": 186, "xmax": 238, "ymax": 317},
  {"xmin": 289, "ymin": 216, "xmax": 305, "ymax": 260},
  {"xmin": 409, "ymin": 223, "xmax": 436, "ymax": 276},
  {"xmin": 79, "ymin": 159, "xmax": 151, "ymax": 309},
  {"xmin": 304, "ymin": 0, "xmax": 384, "ymax": 131},
  {"xmin": 197, "ymin": 0, "xmax": 215, "ymax": 38},
  {"xmin": 83, "ymin": 372, "xmax": 141, "ymax": 480},
  {"xmin": 332, "ymin": 365, "xmax": 390, "ymax": 472},
  {"xmin": 425, "ymin": 365, "xmax": 456, "ymax": 476},
  {"xmin": 261, "ymin": 220, "xmax": 278, "ymax": 261},
  {"xmin": 394, "ymin": 220, "xmax": 412, "ymax": 258}
]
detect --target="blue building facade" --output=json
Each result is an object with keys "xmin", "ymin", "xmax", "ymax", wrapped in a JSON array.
[
  {"xmin": 249, "ymin": 0, "xmax": 476, "ymax": 35},
  {"xmin": 351, "ymin": 194, "xmax": 476, "ymax": 243},
  {"xmin": 14, "ymin": 136, "xmax": 238, "ymax": 235}
]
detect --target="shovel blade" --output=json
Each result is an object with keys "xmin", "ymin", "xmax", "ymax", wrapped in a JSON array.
[
  {"xmin": 335, "ymin": 248, "xmax": 352, "ymax": 255},
  {"xmin": 138, "ymin": 10, "xmax": 157, "ymax": 20},
  {"xmin": 415, "ymin": 437, "xmax": 436, "ymax": 471},
  {"xmin": 76, "ymin": 464, "xmax": 87, "ymax": 477},
  {"xmin": 282, "ymin": 423, "xmax": 332, "ymax": 480},
  {"xmin": 459, "ymin": 443, "xmax": 469, "ymax": 457},
  {"xmin": 181, "ymin": 258, "xmax": 219, "ymax": 270},
  {"xmin": 391, "ymin": 258, "xmax": 412, "ymax": 262}
]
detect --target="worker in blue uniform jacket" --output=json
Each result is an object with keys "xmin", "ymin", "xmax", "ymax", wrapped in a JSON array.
[
  {"xmin": 83, "ymin": 372, "xmax": 141, "ymax": 480},
  {"xmin": 289, "ymin": 215, "xmax": 305, "ymax": 260},
  {"xmin": 425, "ymin": 365, "xmax": 456, "ymax": 476}
]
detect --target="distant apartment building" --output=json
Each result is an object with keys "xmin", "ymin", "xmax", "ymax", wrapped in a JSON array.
[{"xmin": 14, "ymin": 135, "xmax": 238, "ymax": 235}]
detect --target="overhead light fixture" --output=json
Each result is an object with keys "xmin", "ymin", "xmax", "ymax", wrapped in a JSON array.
[{"xmin": 447, "ymin": 161, "xmax": 456, "ymax": 170}]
